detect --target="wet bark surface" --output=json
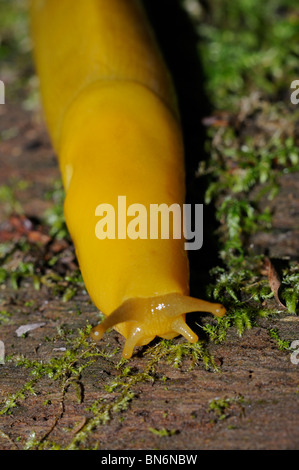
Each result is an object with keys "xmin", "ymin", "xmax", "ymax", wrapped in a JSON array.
[{"xmin": 0, "ymin": 102, "xmax": 299, "ymax": 451}]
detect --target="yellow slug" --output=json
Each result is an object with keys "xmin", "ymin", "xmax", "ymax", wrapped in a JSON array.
[{"xmin": 30, "ymin": 0, "xmax": 225, "ymax": 359}]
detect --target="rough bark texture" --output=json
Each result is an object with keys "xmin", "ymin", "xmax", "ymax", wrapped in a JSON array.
[{"xmin": 0, "ymin": 99, "xmax": 299, "ymax": 451}]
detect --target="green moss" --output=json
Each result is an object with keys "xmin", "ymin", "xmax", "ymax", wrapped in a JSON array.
[
  {"xmin": 184, "ymin": 0, "xmax": 299, "ymax": 109},
  {"xmin": 0, "ymin": 320, "xmax": 223, "ymax": 449},
  {"xmin": 148, "ymin": 427, "xmax": 177, "ymax": 437},
  {"xmin": 66, "ymin": 338, "xmax": 222, "ymax": 449},
  {"xmin": 269, "ymin": 328, "xmax": 291, "ymax": 351},
  {"xmin": 201, "ymin": 125, "xmax": 299, "ymax": 268},
  {"xmin": 202, "ymin": 257, "xmax": 299, "ymax": 346},
  {"xmin": 280, "ymin": 262, "xmax": 299, "ymax": 314},
  {"xmin": 0, "ymin": 379, "xmax": 37, "ymax": 416},
  {"xmin": 43, "ymin": 181, "xmax": 68, "ymax": 240},
  {"xmin": 185, "ymin": 2, "xmax": 299, "ymax": 331},
  {"xmin": 0, "ymin": 310, "xmax": 11, "ymax": 325},
  {"xmin": 208, "ymin": 394, "xmax": 245, "ymax": 421},
  {"xmin": 146, "ymin": 339, "xmax": 219, "ymax": 371},
  {"xmin": 0, "ymin": 181, "xmax": 29, "ymax": 215},
  {"xmin": 194, "ymin": 37, "xmax": 299, "ymax": 337},
  {"xmin": 0, "ymin": 323, "xmax": 95, "ymax": 414}
]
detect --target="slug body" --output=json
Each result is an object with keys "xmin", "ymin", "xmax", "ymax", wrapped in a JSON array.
[{"xmin": 30, "ymin": 0, "xmax": 225, "ymax": 358}]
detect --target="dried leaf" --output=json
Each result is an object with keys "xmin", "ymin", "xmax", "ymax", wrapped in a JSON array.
[
  {"xmin": 264, "ymin": 257, "xmax": 287, "ymax": 309},
  {"xmin": 27, "ymin": 230, "xmax": 51, "ymax": 245},
  {"xmin": 0, "ymin": 214, "xmax": 50, "ymax": 245},
  {"xmin": 202, "ymin": 114, "xmax": 229, "ymax": 127}
]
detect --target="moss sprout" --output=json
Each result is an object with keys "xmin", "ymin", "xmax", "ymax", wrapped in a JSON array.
[{"xmin": 208, "ymin": 394, "xmax": 245, "ymax": 422}]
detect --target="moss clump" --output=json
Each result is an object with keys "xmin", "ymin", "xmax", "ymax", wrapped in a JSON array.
[
  {"xmin": 269, "ymin": 328, "xmax": 292, "ymax": 351},
  {"xmin": 148, "ymin": 427, "xmax": 178, "ymax": 437},
  {"xmin": 0, "ymin": 310, "xmax": 11, "ymax": 325},
  {"xmin": 0, "ymin": 322, "xmax": 220, "ymax": 450},
  {"xmin": 189, "ymin": 0, "xmax": 299, "ymax": 343},
  {"xmin": 146, "ymin": 338, "xmax": 220, "ymax": 371},
  {"xmin": 201, "ymin": 257, "xmax": 299, "ymax": 346},
  {"xmin": 201, "ymin": 124, "xmax": 299, "ymax": 268},
  {"xmin": 184, "ymin": 0, "xmax": 299, "ymax": 109},
  {"xmin": 208, "ymin": 394, "xmax": 245, "ymax": 421},
  {"xmin": 43, "ymin": 181, "xmax": 68, "ymax": 241},
  {"xmin": 0, "ymin": 323, "xmax": 99, "ymax": 417},
  {"xmin": 280, "ymin": 262, "xmax": 299, "ymax": 314},
  {"xmin": 67, "ymin": 338, "xmax": 218, "ymax": 450}
]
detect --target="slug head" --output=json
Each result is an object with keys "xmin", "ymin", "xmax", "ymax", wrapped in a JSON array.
[{"xmin": 90, "ymin": 293, "xmax": 226, "ymax": 358}]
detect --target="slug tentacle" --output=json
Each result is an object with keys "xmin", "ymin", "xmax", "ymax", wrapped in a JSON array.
[
  {"xmin": 90, "ymin": 300, "xmax": 140, "ymax": 342},
  {"xmin": 91, "ymin": 293, "xmax": 226, "ymax": 358},
  {"xmin": 122, "ymin": 327, "xmax": 154, "ymax": 360},
  {"xmin": 170, "ymin": 316, "xmax": 199, "ymax": 344}
]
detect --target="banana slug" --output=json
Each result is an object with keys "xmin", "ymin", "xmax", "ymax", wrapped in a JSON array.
[{"xmin": 30, "ymin": 0, "xmax": 225, "ymax": 359}]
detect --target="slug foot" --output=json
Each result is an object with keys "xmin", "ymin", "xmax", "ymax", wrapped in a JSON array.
[{"xmin": 91, "ymin": 293, "xmax": 226, "ymax": 358}]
